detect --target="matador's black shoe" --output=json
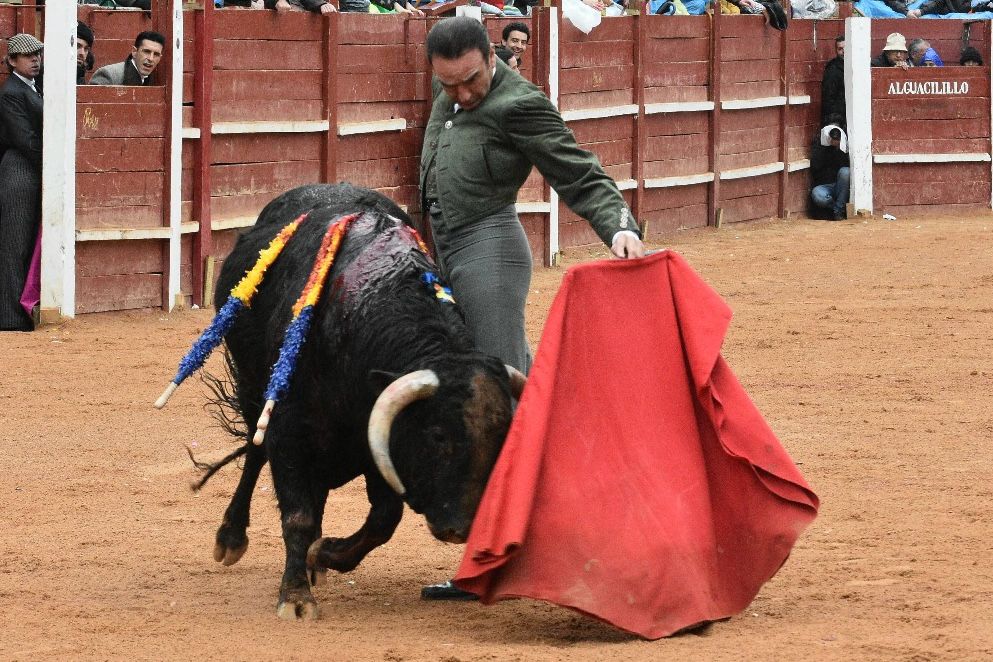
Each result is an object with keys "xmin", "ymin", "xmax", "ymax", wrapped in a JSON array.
[{"xmin": 420, "ymin": 580, "xmax": 479, "ymax": 601}]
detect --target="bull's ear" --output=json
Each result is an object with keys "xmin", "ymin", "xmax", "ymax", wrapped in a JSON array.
[{"xmin": 368, "ymin": 369, "xmax": 402, "ymax": 395}]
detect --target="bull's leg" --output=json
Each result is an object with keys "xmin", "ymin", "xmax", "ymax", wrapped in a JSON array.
[
  {"xmin": 308, "ymin": 481, "xmax": 331, "ymax": 588},
  {"xmin": 213, "ymin": 439, "xmax": 267, "ymax": 566},
  {"xmin": 306, "ymin": 473, "xmax": 403, "ymax": 573},
  {"xmin": 268, "ymin": 422, "xmax": 324, "ymax": 621}
]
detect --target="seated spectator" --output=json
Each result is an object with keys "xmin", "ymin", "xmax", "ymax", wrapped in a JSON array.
[
  {"xmin": 90, "ymin": 31, "xmax": 165, "ymax": 86},
  {"xmin": 791, "ymin": 0, "xmax": 837, "ymax": 19},
  {"xmin": 494, "ymin": 45, "xmax": 520, "ymax": 73},
  {"xmin": 907, "ymin": 0, "xmax": 970, "ymax": 17},
  {"xmin": 274, "ymin": 0, "xmax": 339, "ymax": 12},
  {"xmin": 871, "ymin": 33, "xmax": 911, "ymax": 70},
  {"xmin": 876, "ymin": 0, "xmax": 911, "ymax": 15},
  {"xmin": 77, "ymin": 21, "xmax": 95, "ymax": 85},
  {"xmin": 480, "ymin": 0, "xmax": 525, "ymax": 15},
  {"xmin": 721, "ymin": 0, "xmax": 788, "ymax": 29},
  {"xmin": 79, "ymin": 0, "xmax": 152, "ymax": 7},
  {"xmin": 921, "ymin": 48, "xmax": 944, "ymax": 67},
  {"xmin": 810, "ymin": 125, "xmax": 851, "ymax": 222},
  {"xmin": 907, "ymin": 38, "xmax": 930, "ymax": 66},
  {"xmin": 502, "ymin": 22, "xmax": 529, "ymax": 66},
  {"xmin": 370, "ymin": 0, "xmax": 425, "ymax": 14},
  {"xmin": 960, "ymin": 46, "xmax": 983, "ymax": 67}
]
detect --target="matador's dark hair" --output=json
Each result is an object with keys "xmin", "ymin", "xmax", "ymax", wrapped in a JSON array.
[{"xmin": 426, "ymin": 17, "xmax": 491, "ymax": 63}]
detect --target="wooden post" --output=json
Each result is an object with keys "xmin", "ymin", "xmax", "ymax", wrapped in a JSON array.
[
  {"xmin": 777, "ymin": 18, "xmax": 788, "ymax": 218},
  {"xmin": 192, "ymin": 1, "xmax": 215, "ymax": 307},
  {"xmin": 40, "ymin": 2, "xmax": 76, "ymax": 320},
  {"xmin": 845, "ymin": 17, "xmax": 873, "ymax": 215},
  {"xmin": 154, "ymin": 0, "xmax": 184, "ymax": 310},
  {"xmin": 321, "ymin": 11, "xmax": 339, "ymax": 184},
  {"xmin": 708, "ymin": 4, "xmax": 722, "ymax": 226},
  {"xmin": 632, "ymin": 12, "xmax": 646, "ymax": 232},
  {"xmin": 546, "ymin": 6, "xmax": 560, "ymax": 266}
]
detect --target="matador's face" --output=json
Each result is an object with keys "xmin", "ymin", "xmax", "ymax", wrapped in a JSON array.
[{"xmin": 431, "ymin": 46, "xmax": 497, "ymax": 112}]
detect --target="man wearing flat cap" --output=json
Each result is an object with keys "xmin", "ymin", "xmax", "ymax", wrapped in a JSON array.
[{"xmin": 0, "ymin": 34, "xmax": 44, "ymax": 331}]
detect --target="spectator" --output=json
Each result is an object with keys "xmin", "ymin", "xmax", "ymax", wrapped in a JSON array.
[
  {"xmin": 820, "ymin": 35, "xmax": 845, "ymax": 129},
  {"xmin": 810, "ymin": 125, "xmax": 850, "ymax": 222},
  {"xmin": 877, "ymin": 0, "xmax": 911, "ymax": 15},
  {"xmin": 871, "ymin": 33, "xmax": 911, "ymax": 70},
  {"xmin": 960, "ymin": 46, "xmax": 983, "ymax": 67},
  {"xmin": 0, "ymin": 34, "xmax": 44, "ymax": 331},
  {"xmin": 494, "ymin": 45, "xmax": 520, "ymax": 73},
  {"xmin": 480, "ymin": 0, "xmax": 525, "ymax": 16},
  {"xmin": 907, "ymin": 38, "xmax": 931, "ymax": 66},
  {"xmin": 921, "ymin": 47, "xmax": 944, "ymax": 67},
  {"xmin": 908, "ymin": 0, "xmax": 970, "ymax": 17},
  {"xmin": 721, "ymin": 0, "xmax": 788, "ymax": 28},
  {"xmin": 274, "ymin": 0, "xmax": 339, "ymax": 12},
  {"xmin": 370, "ymin": 0, "xmax": 425, "ymax": 14},
  {"xmin": 501, "ymin": 22, "xmax": 530, "ymax": 65},
  {"xmin": 77, "ymin": 21, "xmax": 95, "ymax": 85},
  {"xmin": 90, "ymin": 31, "xmax": 165, "ymax": 86}
]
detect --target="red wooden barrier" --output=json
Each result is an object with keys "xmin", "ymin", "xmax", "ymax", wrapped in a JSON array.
[{"xmin": 7, "ymin": 4, "xmax": 993, "ymax": 315}]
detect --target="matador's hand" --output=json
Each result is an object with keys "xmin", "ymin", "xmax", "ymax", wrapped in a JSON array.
[{"xmin": 611, "ymin": 233, "xmax": 646, "ymax": 259}]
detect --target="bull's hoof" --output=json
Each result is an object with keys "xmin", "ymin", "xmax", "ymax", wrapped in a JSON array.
[
  {"xmin": 306, "ymin": 536, "xmax": 361, "ymax": 573},
  {"xmin": 276, "ymin": 590, "xmax": 319, "ymax": 621},
  {"xmin": 213, "ymin": 523, "xmax": 249, "ymax": 566}
]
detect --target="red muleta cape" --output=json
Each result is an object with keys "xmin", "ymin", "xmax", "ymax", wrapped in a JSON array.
[{"xmin": 454, "ymin": 251, "xmax": 819, "ymax": 639}]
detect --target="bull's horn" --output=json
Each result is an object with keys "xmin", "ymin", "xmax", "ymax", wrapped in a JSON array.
[
  {"xmin": 367, "ymin": 370, "xmax": 440, "ymax": 496},
  {"xmin": 505, "ymin": 365, "xmax": 527, "ymax": 399}
]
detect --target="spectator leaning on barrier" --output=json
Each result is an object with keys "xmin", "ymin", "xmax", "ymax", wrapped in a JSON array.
[
  {"xmin": 90, "ymin": 31, "xmax": 165, "ymax": 86},
  {"xmin": 820, "ymin": 35, "xmax": 845, "ymax": 129},
  {"xmin": 907, "ymin": 0, "xmax": 970, "ymax": 17},
  {"xmin": 921, "ymin": 47, "xmax": 944, "ymax": 67},
  {"xmin": 810, "ymin": 125, "xmax": 851, "ymax": 222},
  {"xmin": 907, "ymin": 38, "xmax": 931, "ymax": 66},
  {"xmin": 0, "ymin": 34, "xmax": 44, "ymax": 332},
  {"xmin": 960, "ymin": 46, "xmax": 984, "ymax": 66},
  {"xmin": 494, "ymin": 45, "xmax": 520, "ymax": 73},
  {"xmin": 871, "ymin": 33, "xmax": 911, "ymax": 70},
  {"xmin": 501, "ymin": 22, "xmax": 530, "ymax": 66},
  {"xmin": 77, "ymin": 21, "xmax": 95, "ymax": 85},
  {"xmin": 273, "ymin": 0, "xmax": 339, "ymax": 12}
]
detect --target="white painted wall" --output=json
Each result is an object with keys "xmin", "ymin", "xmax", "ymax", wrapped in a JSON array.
[
  {"xmin": 845, "ymin": 17, "xmax": 873, "ymax": 214},
  {"xmin": 41, "ymin": 3, "xmax": 77, "ymax": 318}
]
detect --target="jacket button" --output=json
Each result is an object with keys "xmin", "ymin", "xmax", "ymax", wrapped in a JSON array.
[{"xmin": 444, "ymin": 120, "xmax": 453, "ymax": 129}]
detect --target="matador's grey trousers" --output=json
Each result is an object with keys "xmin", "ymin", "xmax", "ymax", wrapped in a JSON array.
[{"xmin": 429, "ymin": 203, "xmax": 533, "ymax": 374}]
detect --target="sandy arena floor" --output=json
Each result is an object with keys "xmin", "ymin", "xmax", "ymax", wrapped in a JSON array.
[{"xmin": 2, "ymin": 213, "xmax": 992, "ymax": 661}]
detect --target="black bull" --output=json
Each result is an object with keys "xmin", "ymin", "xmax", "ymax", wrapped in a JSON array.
[{"xmin": 203, "ymin": 184, "xmax": 522, "ymax": 620}]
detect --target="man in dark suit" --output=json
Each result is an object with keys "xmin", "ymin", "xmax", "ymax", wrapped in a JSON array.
[
  {"xmin": 0, "ymin": 33, "xmax": 44, "ymax": 331},
  {"xmin": 90, "ymin": 31, "xmax": 164, "ymax": 86}
]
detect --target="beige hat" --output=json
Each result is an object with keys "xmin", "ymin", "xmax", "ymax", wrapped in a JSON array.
[
  {"xmin": 882, "ymin": 32, "xmax": 907, "ymax": 52},
  {"xmin": 6, "ymin": 33, "xmax": 44, "ymax": 56}
]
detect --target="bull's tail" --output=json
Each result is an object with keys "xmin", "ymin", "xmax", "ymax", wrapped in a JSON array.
[
  {"xmin": 188, "ymin": 352, "xmax": 252, "ymax": 491},
  {"xmin": 187, "ymin": 444, "xmax": 247, "ymax": 492}
]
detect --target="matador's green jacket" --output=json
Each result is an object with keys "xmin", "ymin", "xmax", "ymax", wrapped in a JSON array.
[{"xmin": 419, "ymin": 59, "xmax": 639, "ymax": 247}]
